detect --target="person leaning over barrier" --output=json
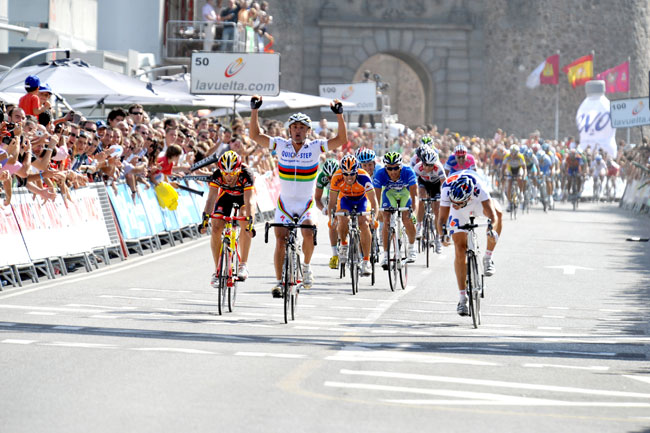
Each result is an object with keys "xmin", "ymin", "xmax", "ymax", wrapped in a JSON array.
[{"xmin": 249, "ymin": 94, "xmax": 347, "ymax": 297}]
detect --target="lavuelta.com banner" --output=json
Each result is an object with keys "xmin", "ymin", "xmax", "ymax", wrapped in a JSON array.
[{"xmin": 191, "ymin": 53, "xmax": 280, "ymax": 96}]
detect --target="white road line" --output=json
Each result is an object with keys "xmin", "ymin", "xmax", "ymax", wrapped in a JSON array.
[
  {"xmin": 381, "ymin": 399, "xmax": 650, "ymax": 407},
  {"xmin": 438, "ymin": 346, "xmax": 519, "ymax": 353},
  {"xmin": 542, "ymin": 315, "xmax": 566, "ymax": 319},
  {"xmin": 305, "ymin": 296, "xmax": 334, "ymax": 300},
  {"xmin": 363, "ymin": 285, "xmax": 416, "ymax": 325},
  {"xmin": 1, "ymin": 339, "xmax": 36, "ymax": 344},
  {"xmin": 538, "ymin": 349, "xmax": 617, "ymax": 357},
  {"xmin": 66, "ymin": 304, "xmax": 137, "ymax": 310},
  {"xmin": 27, "ymin": 311, "xmax": 57, "ymax": 316},
  {"xmin": 52, "ymin": 326, "xmax": 84, "ymax": 330},
  {"xmin": 89, "ymin": 315, "xmax": 118, "ymax": 319},
  {"xmin": 0, "ymin": 237, "xmax": 211, "ymax": 300},
  {"xmin": 523, "ymin": 363, "xmax": 609, "ymax": 371},
  {"xmin": 0, "ymin": 322, "xmax": 16, "ymax": 326},
  {"xmin": 99, "ymin": 295, "xmax": 166, "ymax": 301},
  {"xmin": 537, "ymin": 327, "xmax": 562, "ymax": 330},
  {"xmin": 599, "ymin": 308, "xmax": 623, "ymax": 312},
  {"xmin": 132, "ymin": 347, "xmax": 215, "ymax": 355},
  {"xmin": 339, "ymin": 370, "xmax": 650, "ymax": 398},
  {"xmin": 0, "ymin": 305, "xmax": 103, "ymax": 313},
  {"xmin": 624, "ymin": 375, "xmax": 650, "ymax": 386},
  {"xmin": 235, "ymin": 352, "xmax": 307, "ymax": 359},
  {"xmin": 326, "ymin": 348, "xmax": 499, "ymax": 366},
  {"xmin": 129, "ymin": 288, "xmax": 192, "ymax": 294},
  {"xmin": 42, "ymin": 342, "xmax": 117, "ymax": 349},
  {"xmin": 547, "ymin": 306, "xmax": 569, "ymax": 310}
]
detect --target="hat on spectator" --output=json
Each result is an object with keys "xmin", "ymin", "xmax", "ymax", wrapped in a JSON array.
[
  {"xmin": 38, "ymin": 83, "xmax": 53, "ymax": 94},
  {"xmin": 96, "ymin": 120, "xmax": 107, "ymax": 130},
  {"xmin": 25, "ymin": 75, "xmax": 40, "ymax": 92}
]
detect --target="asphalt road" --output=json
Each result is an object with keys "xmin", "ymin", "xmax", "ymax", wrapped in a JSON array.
[{"xmin": 1, "ymin": 199, "xmax": 649, "ymax": 433}]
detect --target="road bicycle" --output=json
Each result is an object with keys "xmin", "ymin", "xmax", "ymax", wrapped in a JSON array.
[
  {"xmin": 418, "ymin": 198, "xmax": 439, "ymax": 268},
  {"xmin": 506, "ymin": 176, "xmax": 519, "ymax": 220},
  {"xmin": 445, "ymin": 216, "xmax": 492, "ymax": 329},
  {"xmin": 369, "ymin": 223, "xmax": 380, "ymax": 286},
  {"xmin": 265, "ymin": 218, "xmax": 317, "ymax": 323},
  {"xmin": 382, "ymin": 206, "xmax": 411, "ymax": 292},
  {"xmin": 210, "ymin": 209, "xmax": 250, "ymax": 315},
  {"xmin": 567, "ymin": 173, "xmax": 581, "ymax": 211},
  {"xmin": 592, "ymin": 174, "xmax": 604, "ymax": 202},
  {"xmin": 335, "ymin": 209, "xmax": 371, "ymax": 295}
]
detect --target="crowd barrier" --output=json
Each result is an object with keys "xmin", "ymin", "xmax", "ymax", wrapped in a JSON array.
[
  {"xmin": 0, "ymin": 172, "xmax": 283, "ymax": 289},
  {"xmin": 620, "ymin": 178, "xmax": 650, "ymax": 214}
]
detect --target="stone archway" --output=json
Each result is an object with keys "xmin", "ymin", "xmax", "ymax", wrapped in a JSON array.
[{"xmin": 353, "ymin": 53, "xmax": 428, "ymax": 126}]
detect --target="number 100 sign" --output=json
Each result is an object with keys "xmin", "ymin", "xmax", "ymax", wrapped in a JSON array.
[{"xmin": 190, "ymin": 53, "xmax": 280, "ymax": 96}]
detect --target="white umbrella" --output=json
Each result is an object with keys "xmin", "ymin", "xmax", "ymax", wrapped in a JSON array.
[{"xmin": 0, "ymin": 58, "xmax": 160, "ymax": 99}]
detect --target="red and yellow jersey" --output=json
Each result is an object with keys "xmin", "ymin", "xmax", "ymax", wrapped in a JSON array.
[{"xmin": 330, "ymin": 168, "xmax": 374, "ymax": 197}]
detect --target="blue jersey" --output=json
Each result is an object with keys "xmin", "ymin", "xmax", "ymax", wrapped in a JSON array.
[{"xmin": 373, "ymin": 165, "xmax": 417, "ymax": 190}]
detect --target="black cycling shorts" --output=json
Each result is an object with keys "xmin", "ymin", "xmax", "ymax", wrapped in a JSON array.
[
  {"xmin": 213, "ymin": 192, "xmax": 245, "ymax": 217},
  {"xmin": 417, "ymin": 179, "xmax": 441, "ymax": 200}
]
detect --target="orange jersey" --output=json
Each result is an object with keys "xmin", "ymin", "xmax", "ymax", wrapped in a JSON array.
[{"xmin": 330, "ymin": 168, "xmax": 374, "ymax": 197}]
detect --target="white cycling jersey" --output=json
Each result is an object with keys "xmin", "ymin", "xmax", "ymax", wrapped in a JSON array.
[{"xmin": 414, "ymin": 161, "xmax": 445, "ymax": 183}]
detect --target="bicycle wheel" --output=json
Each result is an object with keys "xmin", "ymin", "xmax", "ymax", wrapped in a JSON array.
[
  {"xmin": 398, "ymin": 230, "xmax": 408, "ymax": 290},
  {"xmin": 387, "ymin": 229, "xmax": 397, "ymax": 292},
  {"xmin": 370, "ymin": 230, "xmax": 378, "ymax": 286},
  {"xmin": 228, "ymin": 248, "xmax": 238, "ymax": 313},
  {"xmin": 217, "ymin": 248, "xmax": 228, "ymax": 315},
  {"xmin": 292, "ymin": 253, "xmax": 301, "ymax": 321},
  {"xmin": 283, "ymin": 251, "xmax": 291, "ymax": 324},
  {"xmin": 349, "ymin": 239, "xmax": 358, "ymax": 295},
  {"xmin": 423, "ymin": 215, "xmax": 431, "ymax": 268},
  {"xmin": 466, "ymin": 252, "xmax": 481, "ymax": 328}
]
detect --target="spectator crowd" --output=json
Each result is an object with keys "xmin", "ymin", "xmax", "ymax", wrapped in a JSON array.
[{"xmin": 0, "ymin": 71, "xmax": 646, "ymax": 211}]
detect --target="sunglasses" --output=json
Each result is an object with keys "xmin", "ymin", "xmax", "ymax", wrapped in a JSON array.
[
  {"xmin": 85, "ymin": 128, "xmax": 97, "ymax": 133},
  {"xmin": 131, "ymin": 112, "xmax": 143, "ymax": 115},
  {"xmin": 385, "ymin": 166, "xmax": 400, "ymax": 171},
  {"xmin": 342, "ymin": 172, "xmax": 356, "ymax": 177}
]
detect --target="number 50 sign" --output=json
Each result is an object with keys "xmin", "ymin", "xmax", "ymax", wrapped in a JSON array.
[{"xmin": 190, "ymin": 53, "xmax": 280, "ymax": 96}]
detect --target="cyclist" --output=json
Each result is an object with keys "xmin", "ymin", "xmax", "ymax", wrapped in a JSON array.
[
  {"xmin": 373, "ymin": 151, "xmax": 419, "ymax": 267},
  {"xmin": 410, "ymin": 136, "xmax": 436, "ymax": 168},
  {"xmin": 315, "ymin": 158, "xmax": 341, "ymax": 269},
  {"xmin": 200, "ymin": 151, "xmax": 256, "ymax": 284},
  {"xmin": 605, "ymin": 155, "xmax": 620, "ymax": 197},
  {"xmin": 563, "ymin": 148, "xmax": 584, "ymax": 201},
  {"xmin": 444, "ymin": 144, "xmax": 476, "ymax": 175},
  {"xmin": 437, "ymin": 171, "xmax": 502, "ymax": 316},
  {"xmin": 522, "ymin": 146, "xmax": 541, "ymax": 204},
  {"xmin": 537, "ymin": 149, "xmax": 554, "ymax": 207},
  {"xmin": 502, "ymin": 144, "xmax": 527, "ymax": 211},
  {"xmin": 590, "ymin": 153, "xmax": 608, "ymax": 200},
  {"xmin": 356, "ymin": 147, "xmax": 382, "ymax": 177},
  {"xmin": 414, "ymin": 147, "xmax": 446, "ymax": 252},
  {"xmin": 327, "ymin": 154, "xmax": 378, "ymax": 276},
  {"xmin": 249, "ymin": 95, "xmax": 347, "ymax": 297}
]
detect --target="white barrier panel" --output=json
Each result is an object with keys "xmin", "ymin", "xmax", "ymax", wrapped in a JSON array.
[
  {"xmin": 0, "ymin": 206, "xmax": 30, "ymax": 266},
  {"xmin": 12, "ymin": 187, "xmax": 111, "ymax": 259}
]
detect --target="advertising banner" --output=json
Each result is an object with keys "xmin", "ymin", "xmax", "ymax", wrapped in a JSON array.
[
  {"xmin": 610, "ymin": 97, "xmax": 650, "ymax": 128},
  {"xmin": 318, "ymin": 82, "xmax": 377, "ymax": 112},
  {"xmin": 0, "ymin": 205, "xmax": 30, "ymax": 266},
  {"xmin": 576, "ymin": 80, "xmax": 617, "ymax": 158},
  {"xmin": 190, "ymin": 53, "xmax": 280, "ymax": 96}
]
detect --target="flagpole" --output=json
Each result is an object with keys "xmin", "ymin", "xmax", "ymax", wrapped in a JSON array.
[
  {"xmin": 555, "ymin": 50, "xmax": 560, "ymax": 141},
  {"xmin": 626, "ymin": 56, "xmax": 631, "ymax": 146}
]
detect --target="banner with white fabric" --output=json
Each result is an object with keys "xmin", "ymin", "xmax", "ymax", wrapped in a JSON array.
[{"xmin": 0, "ymin": 205, "xmax": 30, "ymax": 266}]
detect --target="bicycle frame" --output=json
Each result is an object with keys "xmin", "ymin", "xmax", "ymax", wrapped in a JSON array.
[
  {"xmin": 336, "ymin": 210, "xmax": 371, "ymax": 295},
  {"xmin": 382, "ymin": 206, "xmax": 410, "ymax": 291}
]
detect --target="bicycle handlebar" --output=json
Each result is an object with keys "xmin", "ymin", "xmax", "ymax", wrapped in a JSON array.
[
  {"xmin": 419, "ymin": 198, "xmax": 438, "ymax": 202},
  {"xmin": 380, "ymin": 207, "xmax": 411, "ymax": 212},
  {"xmin": 458, "ymin": 217, "xmax": 493, "ymax": 231},
  {"xmin": 334, "ymin": 211, "xmax": 372, "ymax": 216},
  {"xmin": 210, "ymin": 214, "xmax": 250, "ymax": 222},
  {"xmin": 264, "ymin": 222, "xmax": 318, "ymax": 246}
]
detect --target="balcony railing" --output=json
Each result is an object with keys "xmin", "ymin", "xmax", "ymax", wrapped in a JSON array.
[{"xmin": 165, "ymin": 20, "xmax": 258, "ymax": 60}]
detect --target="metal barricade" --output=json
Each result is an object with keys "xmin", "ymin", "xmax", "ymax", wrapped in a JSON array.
[{"xmin": 165, "ymin": 20, "xmax": 252, "ymax": 60}]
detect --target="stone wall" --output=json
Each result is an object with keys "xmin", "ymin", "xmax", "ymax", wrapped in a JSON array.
[{"xmin": 270, "ymin": 0, "xmax": 650, "ymax": 141}]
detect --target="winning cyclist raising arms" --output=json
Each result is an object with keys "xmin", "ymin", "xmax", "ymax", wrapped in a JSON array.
[{"xmin": 249, "ymin": 95, "xmax": 347, "ymax": 297}]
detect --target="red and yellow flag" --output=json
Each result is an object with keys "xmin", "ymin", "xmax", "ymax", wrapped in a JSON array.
[{"xmin": 562, "ymin": 54, "xmax": 593, "ymax": 88}]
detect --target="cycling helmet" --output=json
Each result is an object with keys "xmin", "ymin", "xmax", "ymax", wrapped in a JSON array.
[
  {"xmin": 383, "ymin": 151, "xmax": 402, "ymax": 165},
  {"xmin": 287, "ymin": 112, "xmax": 312, "ymax": 128},
  {"xmin": 420, "ymin": 135, "xmax": 434, "ymax": 147},
  {"xmin": 356, "ymin": 147, "xmax": 376, "ymax": 163},
  {"xmin": 415, "ymin": 144, "xmax": 431, "ymax": 161},
  {"xmin": 321, "ymin": 158, "xmax": 339, "ymax": 177},
  {"xmin": 595, "ymin": 154, "xmax": 602, "ymax": 161},
  {"xmin": 520, "ymin": 144, "xmax": 529, "ymax": 153},
  {"xmin": 541, "ymin": 142, "xmax": 550, "ymax": 152},
  {"xmin": 536, "ymin": 150, "xmax": 546, "ymax": 161},
  {"xmin": 340, "ymin": 154, "xmax": 359, "ymax": 173},
  {"xmin": 454, "ymin": 144, "xmax": 467, "ymax": 157},
  {"xmin": 421, "ymin": 148, "xmax": 439, "ymax": 165},
  {"xmin": 510, "ymin": 145, "xmax": 520, "ymax": 155},
  {"xmin": 524, "ymin": 148, "xmax": 534, "ymax": 158},
  {"xmin": 448, "ymin": 174, "xmax": 476, "ymax": 204},
  {"xmin": 218, "ymin": 150, "xmax": 242, "ymax": 173}
]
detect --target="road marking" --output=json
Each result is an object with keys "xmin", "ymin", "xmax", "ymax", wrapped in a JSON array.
[
  {"xmin": 624, "ymin": 375, "xmax": 650, "ymax": 386},
  {"xmin": 547, "ymin": 306, "xmax": 569, "ymax": 310},
  {"xmin": 129, "ymin": 288, "xmax": 192, "ymax": 294},
  {"xmin": 27, "ymin": 311, "xmax": 57, "ymax": 316},
  {"xmin": 523, "ymin": 363, "xmax": 609, "ymax": 371},
  {"xmin": 99, "ymin": 295, "xmax": 166, "ymax": 301},
  {"xmin": 43, "ymin": 342, "xmax": 117, "ymax": 349},
  {"xmin": 1, "ymin": 339, "xmax": 36, "ymax": 344},
  {"xmin": 338, "ymin": 370, "xmax": 650, "ymax": 398},
  {"xmin": 538, "ymin": 349, "xmax": 617, "ymax": 357},
  {"xmin": 542, "ymin": 315, "xmax": 566, "ymax": 319},
  {"xmin": 381, "ymin": 399, "xmax": 650, "ymax": 407},
  {"xmin": 89, "ymin": 315, "xmax": 118, "ymax": 319},
  {"xmin": 438, "ymin": 346, "xmax": 519, "ymax": 353},
  {"xmin": 0, "ymin": 322, "xmax": 16, "ymax": 326},
  {"xmin": 52, "ymin": 326, "xmax": 84, "ymax": 330},
  {"xmin": 66, "ymin": 304, "xmax": 137, "ymax": 310},
  {"xmin": 0, "ymin": 305, "xmax": 103, "ymax": 313},
  {"xmin": 235, "ymin": 352, "xmax": 307, "ymax": 359},
  {"xmin": 132, "ymin": 347, "xmax": 215, "ymax": 354},
  {"xmin": 537, "ymin": 326, "xmax": 562, "ymax": 330},
  {"xmin": 326, "ymin": 348, "xmax": 499, "ymax": 366},
  {"xmin": 545, "ymin": 265, "xmax": 594, "ymax": 275}
]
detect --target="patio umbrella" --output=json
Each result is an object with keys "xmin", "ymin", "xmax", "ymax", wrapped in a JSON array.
[{"xmin": 0, "ymin": 58, "xmax": 160, "ymax": 99}]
